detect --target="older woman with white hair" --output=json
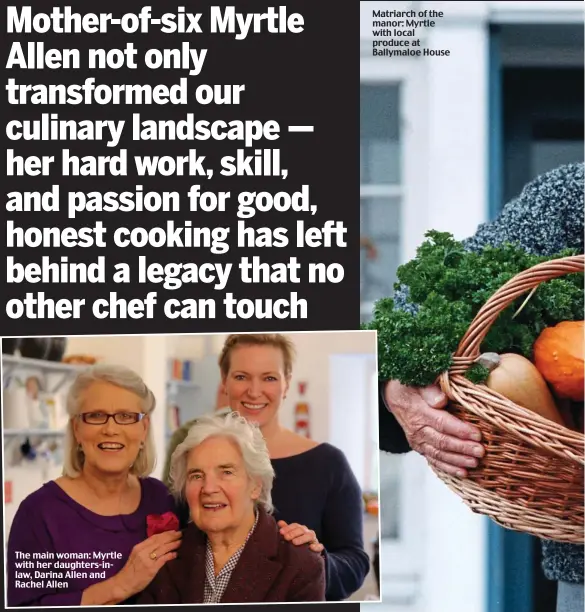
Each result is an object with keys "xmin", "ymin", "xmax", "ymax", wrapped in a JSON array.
[
  {"xmin": 138, "ymin": 412, "xmax": 326, "ymax": 604},
  {"xmin": 7, "ymin": 364, "xmax": 181, "ymax": 607}
]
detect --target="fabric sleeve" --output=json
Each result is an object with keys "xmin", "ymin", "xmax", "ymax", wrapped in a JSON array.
[
  {"xmin": 143, "ymin": 476, "xmax": 178, "ymax": 513},
  {"xmin": 540, "ymin": 540, "xmax": 584, "ymax": 584},
  {"xmin": 463, "ymin": 163, "xmax": 584, "ymax": 256},
  {"xmin": 7, "ymin": 497, "xmax": 83, "ymax": 607},
  {"xmin": 290, "ymin": 555, "xmax": 326, "ymax": 602},
  {"xmin": 135, "ymin": 563, "xmax": 181, "ymax": 605},
  {"xmin": 320, "ymin": 447, "xmax": 371, "ymax": 601},
  {"xmin": 379, "ymin": 381, "xmax": 411, "ymax": 454}
]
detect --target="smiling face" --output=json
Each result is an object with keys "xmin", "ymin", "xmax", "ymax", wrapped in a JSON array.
[
  {"xmin": 223, "ymin": 345, "xmax": 290, "ymax": 428},
  {"xmin": 72, "ymin": 381, "xmax": 149, "ymax": 477},
  {"xmin": 185, "ymin": 436, "xmax": 259, "ymax": 535}
]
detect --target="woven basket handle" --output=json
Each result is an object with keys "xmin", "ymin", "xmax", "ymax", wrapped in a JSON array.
[{"xmin": 454, "ymin": 254, "xmax": 584, "ymax": 359}]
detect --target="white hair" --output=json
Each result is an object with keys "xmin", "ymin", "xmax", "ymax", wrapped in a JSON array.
[
  {"xmin": 62, "ymin": 364, "xmax": 157, "ymax": 478},
  {"xmin": 169, "ymin": 412, "xmax": 275, "ymax": 514}
]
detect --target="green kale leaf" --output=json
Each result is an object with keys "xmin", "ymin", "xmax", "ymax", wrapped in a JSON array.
[{"xmin": 363, "ymin": 231, "xmax": 583, "ymax": 386}]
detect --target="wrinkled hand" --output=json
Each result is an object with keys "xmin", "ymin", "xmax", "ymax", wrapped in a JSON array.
[
  {"xmin": 277, "ymin": 520, "xmax": 324, "ymax": 554},
  {"xmin": 384, "ymin": 380, "xmax": 485, "ymax": 478},
  {"xmin": 113, "ymin": 530, "xmax": 182, "ymax": 600}
]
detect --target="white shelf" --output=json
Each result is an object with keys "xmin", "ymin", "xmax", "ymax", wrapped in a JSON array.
[
  {"xmin": 4, "ymin": 429, "xmax": 65, "ymax": 437},
  {"xmin": 2, "ymin": 354, "xmax": 89, "ymax": 392},
  {"xmin": 2, "ymin": 354, "xmax": 87, "ymax": 374}
]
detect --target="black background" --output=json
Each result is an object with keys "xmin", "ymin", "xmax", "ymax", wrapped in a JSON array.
[
  {"xmin": 1, "ymin": 5, "xmax": 362, "ymax": 610},
  {"xmin": 1, "ymin": 0, "xmax": 360, "ymax": 338}
]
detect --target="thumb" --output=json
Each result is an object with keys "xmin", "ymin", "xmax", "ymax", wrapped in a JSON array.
[{"xmin": 419, "ymin": 385, "xmax": 447, "ymax": 409}]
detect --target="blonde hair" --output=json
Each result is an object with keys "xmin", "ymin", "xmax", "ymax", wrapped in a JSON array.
[
  {"xmin": 62, "ymin": 364, "xmax": 157, "ymax": 478},
  {"xmin": 218, "ymin": 334, "xmax": 295, "ymax": 379},
  {"xmin": 169, "ymin": 412, "xmax": 275, "ymax": 514}
]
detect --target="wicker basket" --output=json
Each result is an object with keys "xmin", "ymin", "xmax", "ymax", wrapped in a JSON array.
[{"xmin": 436, "ymin": 254, "xmax": 584, "ymax": 543}]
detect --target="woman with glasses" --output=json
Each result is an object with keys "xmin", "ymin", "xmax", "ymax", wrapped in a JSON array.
[{"xmin": 6, "ymin": 364, "xmax": 181, "ymax": 607}]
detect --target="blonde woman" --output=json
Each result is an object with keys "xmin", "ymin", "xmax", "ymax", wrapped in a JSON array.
[{"xmin": 7, "ymin": 365, "xmax": 181, "ymax": 607}]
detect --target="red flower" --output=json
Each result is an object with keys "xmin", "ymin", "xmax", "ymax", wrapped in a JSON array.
[{"xmin": 146, "ymin": 511, "xmax": 179, "ymax": 537}]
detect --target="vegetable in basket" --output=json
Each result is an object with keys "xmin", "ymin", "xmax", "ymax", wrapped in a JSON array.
[
  {"xmin": 533, "ymin": 321, "xmax": 584, "ymax": 402},
  {"xmin": 365, "ymin": 230, "xmax": 584, "ymax": 389},
  {"xmin": 475, "ymin": 352, "xmax": 565, "ymax": 425}
]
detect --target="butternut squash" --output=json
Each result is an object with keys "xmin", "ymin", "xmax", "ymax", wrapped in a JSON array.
[
  {"xmin": 533, "ymin": 321, "xmax": 584, "ymax": 401},
  {"xmin": 476, "ymin": 352, "xmax": 565, "ymax": 425}
]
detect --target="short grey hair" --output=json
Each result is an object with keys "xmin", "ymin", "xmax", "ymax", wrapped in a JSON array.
[
  {"xmin": 169, "ymin": 412, "xmax": 275, "ymax": 514},
  {"xmin": 62, "ymin": 364, "xmax": 157, "ymax": 478}
]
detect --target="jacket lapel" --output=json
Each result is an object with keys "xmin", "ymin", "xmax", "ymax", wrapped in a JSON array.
[
  {"xmin": 183, "ymin": 525, "xmax": 207, "ymax": 603},
  {"xmin": 220, "ymin": 510, "xmax": 283, "ymax": 603}
]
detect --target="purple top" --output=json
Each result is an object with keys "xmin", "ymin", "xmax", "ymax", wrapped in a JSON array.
[{"xmin": 7, "ymin": 477, "xmax": 175, "ymax": 607}]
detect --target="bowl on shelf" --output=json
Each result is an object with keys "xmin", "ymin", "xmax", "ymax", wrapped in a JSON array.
[
  {"xmin": 46, "ymin": 338, "xmax": 68, "ymax": 362},
  {"xmin": 2, "ymin": 338, "xmax": 20, "ymax": 355},
  {"xmin": 18, "ymin": 338, "xmax": 52, "ymax": 360}
]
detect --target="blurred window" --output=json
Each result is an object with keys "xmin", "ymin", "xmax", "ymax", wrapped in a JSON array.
[{"xmin": 360, "ymin": 85, "xmax": 402, "ymax": 324}]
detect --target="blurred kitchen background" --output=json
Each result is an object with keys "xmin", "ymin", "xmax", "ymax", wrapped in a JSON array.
[
  {"xmin": 360, "ymin": 2, "xmax": 584, "ymax": 612},
  {"xmin": 1, "ymin": 331, "xmax": 380, "ymax": 602}
]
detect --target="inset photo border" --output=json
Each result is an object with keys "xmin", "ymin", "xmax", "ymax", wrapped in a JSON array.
[{"xmin": 2, "ymin": 330, "xmax": 381, "ymax": 607}]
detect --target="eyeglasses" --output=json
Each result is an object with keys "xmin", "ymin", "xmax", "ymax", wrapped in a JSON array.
[{"xmin": 78, "ymin": 412, "xmax": 145, "ymax": 425}]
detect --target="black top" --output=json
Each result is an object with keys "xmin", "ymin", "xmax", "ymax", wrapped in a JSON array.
[
  {"xmin": 378, "ymin": 382, "xmax": 410, "ymax": 454},
  {"xmin": 271, "ymin": 443, "xmax": 370, "ymax": 601}
]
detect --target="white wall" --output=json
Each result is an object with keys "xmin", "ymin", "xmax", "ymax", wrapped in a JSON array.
[
  {"xmin": 66, "ymin": 335, "xmax": 144, "ymax": 373},
  {"xmin": 282, "ymin": 331, "xmax": 377, "ymax": 444},
  {"xmin": 329, "ymin": 353, "xmax": 377, "ymax": 491},
  {"xmin": 420, "ymin": 13, "xmax": 490, "ymax": 608},
  {"xmin": 361, "ymin": 3, "xmax": 491, "ymax": 612}
]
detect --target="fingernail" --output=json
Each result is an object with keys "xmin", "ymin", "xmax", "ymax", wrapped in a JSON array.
[
  {"xmin": 471, "ymin": 432, "xmax": 482, "ymax": 441},
  {"xmin": 466, "ymin": 458, "xmax": 478, "ymax": 468},
  {"xmin": 473, "ymin": 446, "xmax": 484, "ymax": 457},
  {"xmin": 456, "ymin": 470, "xmax": 466, "ymax": 478}
]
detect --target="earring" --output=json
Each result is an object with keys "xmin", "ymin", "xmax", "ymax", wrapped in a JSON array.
[
  {"xmin": 139, "ymin": 441, "xmax": 145, "ymax": 451},
  {"xmin": 77, "ymin": 443, "xmax": 83, "ymax": 454}
]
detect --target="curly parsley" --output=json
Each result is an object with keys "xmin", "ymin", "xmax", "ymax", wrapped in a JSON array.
[{"xmin": 363, "ymin": 231, "xmax": 583, "ymax": 386}]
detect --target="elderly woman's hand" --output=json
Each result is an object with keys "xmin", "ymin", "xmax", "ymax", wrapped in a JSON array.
[
  {"xmin": 383, "ymin": 380, "xmax": 485, "ymax": 477},
  {"xmin": 277, "ymin": 520, "xmax": 324, "ymax": 553},
  {"xmin": 111, "ymin": 531, "xmax": 182, "ymax": 600}
]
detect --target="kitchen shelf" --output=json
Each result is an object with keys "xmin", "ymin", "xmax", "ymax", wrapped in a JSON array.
[
  {"xmin": 4, "ymin": 429, "xmax": 65, "ymax": 437},
  {"xmin": 2, "ymin": 355, "xmax": 88, "ymax": 392},
  {"xmin": 3, "ymin": 355, "xmax": 86, "ymax": 374},
  {"xmin": 166, "ymin": 379, "xmax": 200, "ymax": 390}
]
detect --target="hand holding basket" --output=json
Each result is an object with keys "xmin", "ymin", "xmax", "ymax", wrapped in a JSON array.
[{"xmin": 436, "ymin": 255, "xmax": 584, "ymax": 543}]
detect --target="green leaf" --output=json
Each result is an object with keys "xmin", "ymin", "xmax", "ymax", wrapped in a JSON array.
[{"xmin": 371, "ymin": 232, "xmax": 584, "ymax": 386}]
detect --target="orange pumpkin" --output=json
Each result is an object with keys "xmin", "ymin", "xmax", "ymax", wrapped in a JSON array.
[{"xmin": 533, "ymin": 321, "xmax": 584, "ymax": 401}]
